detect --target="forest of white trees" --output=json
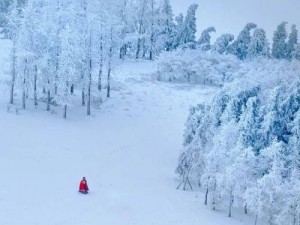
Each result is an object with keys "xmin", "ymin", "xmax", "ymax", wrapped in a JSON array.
[
  {"xmin": 5, "ymin": 0, "xmax": 198, "ymax": 118},
  {"xmin": 176, "ymin": 58, "xmax": 300, "ymax": 224},
  {"xmin": 2, "ymin": 0, "xmax": 299, "ymax": 118}
]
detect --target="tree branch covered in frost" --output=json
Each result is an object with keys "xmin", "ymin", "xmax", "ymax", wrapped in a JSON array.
[{"xmin": 177, "ymin": 58, "xmax": 300, "ymax": 223}]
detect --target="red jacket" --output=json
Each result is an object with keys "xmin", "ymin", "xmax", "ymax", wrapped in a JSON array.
[{"xmin": 79, "ymin": 179, "xmax": 89, "ymax": 192}]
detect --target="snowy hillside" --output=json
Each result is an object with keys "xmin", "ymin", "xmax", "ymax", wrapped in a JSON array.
[
  {"xmin": 1, "ymin": 0, "xmax": 299, "ymax": 224},
  {"xmin": 0, "ymin": 39, "xmax": 258, "ymax": 225}
]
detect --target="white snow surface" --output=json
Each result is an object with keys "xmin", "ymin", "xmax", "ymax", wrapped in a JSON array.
[{"xmin": 0, "ymin": 40, "xmax": 255, "ymax": 225}]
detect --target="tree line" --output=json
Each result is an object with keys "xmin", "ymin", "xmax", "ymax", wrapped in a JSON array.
[{"xmin": 4, "ymin": 0, "xmax": 299, "ymax": 118}]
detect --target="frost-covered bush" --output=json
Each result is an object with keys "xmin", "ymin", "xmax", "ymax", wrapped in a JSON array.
[
  {"xmin": 155, "ymin": 49, "xmax": 240, "ymax": 86},
  {"xmin": 177, "ymin": 58, "xmax": 300, "ymax": 223}
]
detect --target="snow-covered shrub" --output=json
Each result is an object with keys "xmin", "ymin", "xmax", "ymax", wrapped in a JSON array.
[
  {"xmin": 155, "ymin": 49, "xmax": 240, "ymax": 86},
  {"xmin": 177, "ymin": 58, "xmax": 300, "ymax": 223}
]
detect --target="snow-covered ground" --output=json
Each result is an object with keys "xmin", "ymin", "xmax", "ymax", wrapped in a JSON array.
[{"xmin": 0, "ymin": 40, "xmax": 255, "ymax": 225}]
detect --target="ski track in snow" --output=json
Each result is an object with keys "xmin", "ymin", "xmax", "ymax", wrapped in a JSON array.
[{"xmin": 0, "ymin": 41, "xmax": 254, "ymax": 225}]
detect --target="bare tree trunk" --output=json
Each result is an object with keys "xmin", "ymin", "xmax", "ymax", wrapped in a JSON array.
[
  {"xmin": 22, "ymin": 58, "xmax": 27, "ymax": 110},
  {"xmin": 47, "ymin": 86, "xmax": 51, "ymax": 111},
  {"xmin": 149, "ymin": 0, "xmax": 154, "ymax": 60},
  {"xmin": 142, "ymin": 38, "xmax": 146, "ymax": 58},
  {"xmin": 70, "ymin": 84, "xmax": 74, "ymax": 95},
  {"xmin": 245, "ymin": 204, "xmax": 248, "ymax": 215},
  {"xmin": 136, "ymin": 37, "xmax": 141, "ymax": 59},
  {"xmin": 205, "ymin": 186, "xmax": 209, "ymax": 205},
  {"xmin": 34, "ymin": 65, "xmax": 38, "ymax": 106},
  {"xmin": 228, "ymin": 190, "xmax": 233, "ymax": 217},
  {"xmin": 22, "ymin": 77, "xmax": 26, "ymax": 110},
  {"xmin": 87, "ymin": 49, "xmax": 92, "ymax": 115},
  {"xmin": 82, "ymin": 85, "xmax": 85, "ymax": 106},
  {"xmin": 107, "ymin": 61, "xmax": 111, "ymax": 98},
  {"xmin": 10, "ymin": 39, "xmax": 17, "ymax": 104},
  {"xmin": 86, "ymin": 27, "xmax": 92, "ymax": 116},
  {"xmin": 254, "ymin": 214, "xmax": 258, "ymax": 225},
  {"xmin": 63, "ymin": 104, "xmax": 67, "ymax": 119},
  {"xmin": 107, "ymin": 28, "xmax": 113, "ymax": 98},
  {"xmin": 212, "ymin": 181, "xmax": 216, "ymax": 210},
  {"xmin": 98, "ymin": 33, "xmax": 103, "ymax": 91},
  {"xmin": 55, "ymin": 0, "xmax": 61, "ymax": 96}
]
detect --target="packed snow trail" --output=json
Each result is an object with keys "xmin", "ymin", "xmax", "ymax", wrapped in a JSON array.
[{"xmin": 0, "ymin": 50, "xmax": 254, "ymax": 224}]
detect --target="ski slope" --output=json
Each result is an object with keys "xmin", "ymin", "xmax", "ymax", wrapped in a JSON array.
[{"xmin": 0, "ymin": 40, "xmax": 255, "ymax": 225}]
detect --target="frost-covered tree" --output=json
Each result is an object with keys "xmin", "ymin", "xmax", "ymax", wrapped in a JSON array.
[
  {"xmin": 172, "ymin": 4, "xmax": 198, "ymax": 48},
  {"xmin": 286, "ymin": 24, "xmax": 298, "ymax": 60},
  {"xmin": 247, "ymin": 28, "xmax": 270, "ymax": 58},
  {"xmin": 6, "ymin": 0, "xmax": 21, "ymax": 104},
  {"xmin": 272, "ymin": 22, "xmax": 288, "ymax": 59},
  {"xmin": 197, "ymin": 26, "xmax": 216, "ymax": 51},
  {"xmin": 212, "ymin": 33, "xmax": 234, "ymax": 54},
  {"xmin": 292, "ymin": 44, "xmax": 300, "ymax": 60},
  {"xmin": 228, "ymin": 23, "xmax": 257, "ymax": 60},
  {"xmin": 135, "ymin": 0, "xmax": 149, "ymax": 59},
  {"xmin": 159, "ymin": 0, "xmax": 175, "ymax": 51}
]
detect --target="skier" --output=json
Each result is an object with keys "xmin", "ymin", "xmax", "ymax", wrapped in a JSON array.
[{"xmin": 79, "ymin": 177, "xmax": 89, "ymax": 194}]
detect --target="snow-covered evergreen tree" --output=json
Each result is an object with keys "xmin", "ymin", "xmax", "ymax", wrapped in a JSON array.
[
  {"xmin": 228, "ymin": 23, "xmax": 257, "ymax": 60},
  {"xmin": 159, "ymin": 0, "xmax": 175, "ymax": 51},
  {"xmin": 172, "ymin": 4, "xmax": 198, "ymax": 49},
  {"xmin": 272, "ymin": 22, "xmax": 288, "ymax": 59},
  {"xmin": 286, "ymin": 24, "xmax": 298, "ymax": 60},
  {"xmin": 197, "ymin": 26, "xmax": 216, "ymax": 51},
  {"xmin": 212, "ymin": 33, "xmax": 234, "ymax": 54},
  {"xmin": 292, "ymin": 44, "xmax": 300, "ymax": 60},
  {"xmin": 247, "ymin": 28, "xmax": 270, "ymax": 59}
]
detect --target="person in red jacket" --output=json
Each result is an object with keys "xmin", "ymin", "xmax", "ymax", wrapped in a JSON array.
[{"xmin": 79, "ymin": 177, "xmax": 89, "ymax": 194}]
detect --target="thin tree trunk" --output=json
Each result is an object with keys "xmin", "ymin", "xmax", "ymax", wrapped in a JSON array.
[
  {"xmin": 47, "ymin": 78, "xmax": 51, "ymax": 111},
  {"xmin": 82, "ymin": 87, "xmax": 85, "ymax": 106},
  {"xmin": 245, "ymin": 204, "xmax": 248, "ymax": 215},
  {"xmin": 142, "ymin": 38, "xmax": 146, "ymax": 58},
  {"xmin": 205, "ymin": 186, "xmax": 209, "ymax": 205},
  {"xmin": 70, "ymin": 84, "xmax": 74, "ymax": 95},
  {"xmin": 87, "ymin": 26, "xmax": 92, "ymax": 116},
  {"xmin": 63, "ymin": 105, "xmax": 67, "ymax": 119},
  {"xmin": 149, "ymin": 0, "xmax": 154, "ymax": 60},
  {"xmin": 10, "ymin": 39, "xmax": 17, "ymax": 104},
  {"xmin": 228, "ymin": 190, "xmax": 233, "ymax": 217},
  {"xmin": 107, "ymin": 62, "xmax": 111, "ymax": 98},
  {"xmin": 136, "ymin": 37, "xmax": 141, "ymax": 59},
  {"xmin": 55, "ymin": 0, "xmax": 61, "ymax": 96},
  {"xmin": 150, "ymin": 35, "xmax": 154, "ymax": 60},
  {"xmin": 98, "ymin": 34, "xmax": 103, "ymax": 91},
  {"xmin": 87, "ymin": 58, "xmax": 92, "ymax": 115},
  {"xmin": 212, "ymin": 181, "xmax": 216, "ymax": 210},
  {"xmin": 22, "ymin": 58, "xmax": 27, "ymax": 110},
  {"xmin": 107, "ymin": 28, "xmax": 113, "ymax": 98},
  {"xmin": 22, "ymin": 77, "xmax": 26, "ymax": 110},
  {"xmin": 34, "ymin": 65, "xmax": 38, "ymax": 106},
  {"xmin": 254, "ymin": 214, "xmax": 258, "ymax": 225}
]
